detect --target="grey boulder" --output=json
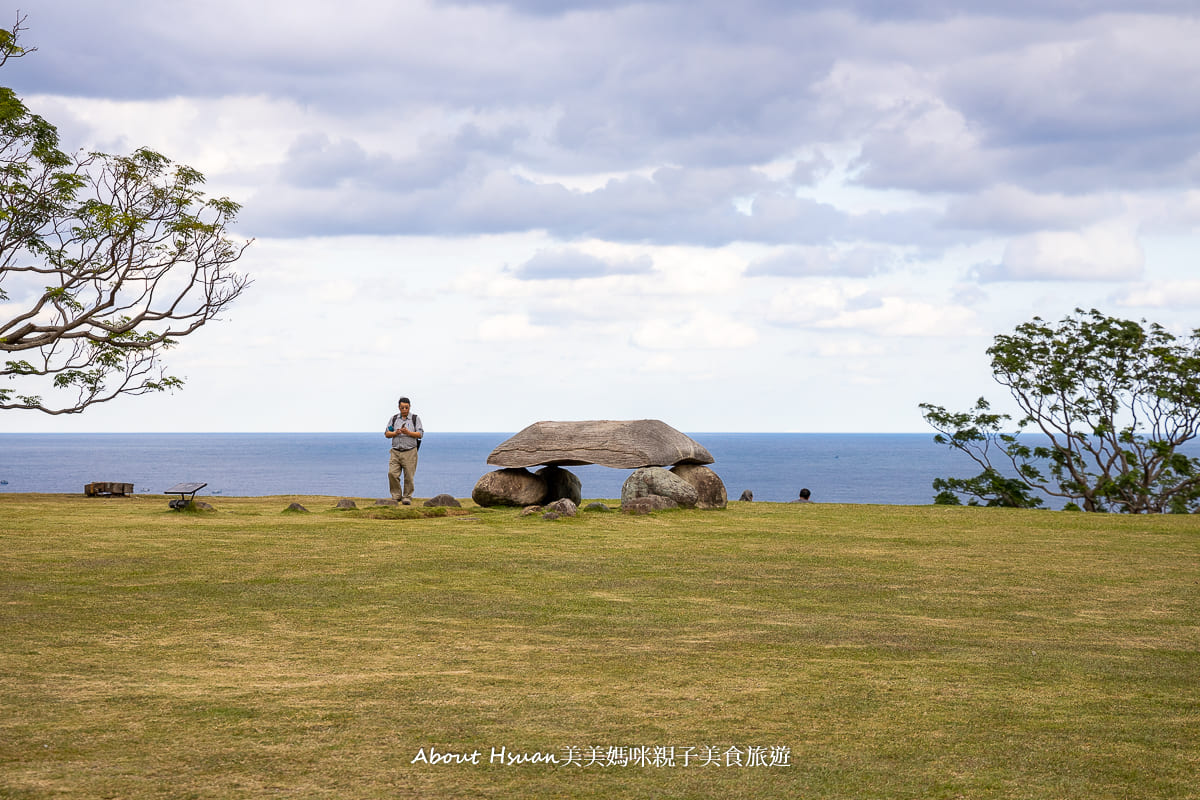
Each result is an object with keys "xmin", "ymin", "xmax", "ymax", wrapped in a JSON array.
[
  {"xmin": 543, "ymin": 498, "xmax": 579, "ymax": 519},
  {"xmin": 670, "ymin": 464, "xmax": 727, "ymax": 510},
  {"xmin": 622, "ymin": 496, "xmax": 680, "ymax": 514},
  {"xmin": 621, "ymin": 466, "xmax": 698, "ymax": 511},
  {"xmin": 472, "ymin": 468, "xmax": 547, "ymax": 507}
]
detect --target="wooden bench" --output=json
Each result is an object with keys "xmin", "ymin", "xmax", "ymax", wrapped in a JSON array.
[
  {"xmin": 84, "ymin": 482, "xmax": 133, "ymax": 497},
  {"xmin": 164, "ymin": 482, "xmax": 207, "ymax": 509}
]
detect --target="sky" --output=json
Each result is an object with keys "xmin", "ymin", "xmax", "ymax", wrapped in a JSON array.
[{"xmin": 2, "ymin": 0, "xmax": 1199, "ymax": 433}]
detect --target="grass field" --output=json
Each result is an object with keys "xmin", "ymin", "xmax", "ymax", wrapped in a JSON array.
[{"xmin": 1, "ymin": 493, "xmax": 1197, "ymax": 799}]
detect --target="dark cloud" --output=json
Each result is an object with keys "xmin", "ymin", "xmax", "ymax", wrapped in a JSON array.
[
  {"xmin": 242, "ymin": 157, "xmax": 868, "ymax": 245},
  {"xmin": 442, "ymin": 0, "xmax": 1200, "ymax": 21},
  {"xmin": 13, "ymin": 1, "xmax": 1200, "ymax": 248},
  {"xmin": 279, "ymin": 131, "xmax": 484, "ymax": 192}
]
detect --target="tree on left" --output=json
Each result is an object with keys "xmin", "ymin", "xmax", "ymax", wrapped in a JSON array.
[{"xmin": 1, "ymin": 17, "xmax": 251, "ymax": 415}]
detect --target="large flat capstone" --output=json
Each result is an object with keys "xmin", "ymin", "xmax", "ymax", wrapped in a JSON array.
[{"xmin": 486, "ymin": 419, "xmax": 714, "ymax": 469}]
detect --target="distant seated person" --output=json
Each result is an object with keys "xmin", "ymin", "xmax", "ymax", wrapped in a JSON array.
[{"xmin": 791, "ymin": 488, "xmax": 812, "ymax": 503}]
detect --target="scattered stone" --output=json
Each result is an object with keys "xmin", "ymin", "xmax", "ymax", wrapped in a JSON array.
[
  {"xmin": 283, "ymin": 502, "xmax": 309, "ymax": 513},
  {"xmin": 424, "ymin": 493, "xmax": 462, "ymax": 508},
  {"xmin": 520, "ymin": 505, "xmax": 543, "ymax": 517},
  {"xmin": 536, "ymin": 465, "xmax": 582, "ymax": 505},
  {"xmin": 487, "ymin": 419, "xmax": 714, "ymax": 468},
  {"xmin": 193, "ymin": 501, "xmax": 216, "ymax": 512},
  {"xmin": 334, "ymin": 498, "xmax": 358, "ymax": 510},
  {"xmin": 670, "ymin": 464, "xmax": 728, "ymax": 510},
  {"xmin": 472, "ymin": 468, "xmax": 548, "ymax": 507},
  {"xmin": 542, "ymin": 511, "xmax": 562, "ymax": 521},
  {"xmin": 621, "ymin": 466, "xmax": 698, "ymax": 509},
  {"xmin": 375, "ymin": 499, "xmax": 399, "ymax": 507},
  {"xmin": 621, "ymin": 495, "xmax": 680, "ymax": 514},
  {"xmin": 544, "ymin": 498, "xmax": 578, "ymax": 517},
  {"xmin": 584, "ymin": 502, "xmax": 612, "ymax": 512},
  {"xmin": 739, "ymin": 489, "xmax": 753, "ymax": 502}
]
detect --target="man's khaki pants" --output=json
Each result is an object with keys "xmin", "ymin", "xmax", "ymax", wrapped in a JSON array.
[{"xmin": 388, "ymin": 447, "xmax": 419, "ymax": 501}]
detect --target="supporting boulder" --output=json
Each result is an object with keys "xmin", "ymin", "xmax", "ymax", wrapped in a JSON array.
[
  {"xmin": 536, "ymin": 465, "xmax": 582, "ymax": 505},
  {"xmin": 621, "ymin": 466, "xmax": 698, "ymax": 511},
  {"xmin": 670, "ymin": 464, "xmax": 728, "ymax": 510},
  {"xmin": 472, "ymin": 468, "xmax": 548, "ymax": 507},
  {"xmin": 622, "ymin": 496, "xmax": 680, "ymax": 515}
]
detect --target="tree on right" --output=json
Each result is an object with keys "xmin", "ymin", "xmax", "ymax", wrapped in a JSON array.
[{"xmin": 921, "ymin": 309, "xmax": 1200, "ymax": 513}]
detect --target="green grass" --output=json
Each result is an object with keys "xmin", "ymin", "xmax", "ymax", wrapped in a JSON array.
[{"xmin": 1, "ymin": 493, "xmax": 1197, "ymax": 799}]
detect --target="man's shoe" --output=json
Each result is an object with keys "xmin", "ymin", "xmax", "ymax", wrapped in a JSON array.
[{"xmin": 401, "ymin": 498, "xmax": 412, "ymax": 505}]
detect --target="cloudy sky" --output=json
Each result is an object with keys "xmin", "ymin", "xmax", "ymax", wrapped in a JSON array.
[{"xmin": 4, "ymin": 0, "xmax": 1199, "ymax": 433}]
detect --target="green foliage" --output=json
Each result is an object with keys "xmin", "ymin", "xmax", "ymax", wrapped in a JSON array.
[
  {"xmin": 920, "ymin": 397, "xmax": 1046, "ymax": 508},
  {"xmin": 922, "ymin": 309, "xmax": 1200, "ymax": 513},
  {"xmin": 0, "ymin": 19, "xmax": 251, "ymax": 415},
  {"xmin": 932, "ymin": 469, "xmax": 1044, "ymax": 508}
]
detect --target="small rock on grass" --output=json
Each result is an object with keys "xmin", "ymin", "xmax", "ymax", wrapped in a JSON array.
[{"xmin": 543, "ymin": 498, "xmax": 578, "ymax": 518}]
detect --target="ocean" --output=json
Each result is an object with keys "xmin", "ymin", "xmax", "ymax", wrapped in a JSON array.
[{"xmin": 1, "ymin": 432, "xmax": 983, "ymax": 505}]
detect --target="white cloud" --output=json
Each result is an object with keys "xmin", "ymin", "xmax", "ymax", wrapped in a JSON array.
[
  {"xmin": 476, "ymin": 313, "xmax": 548, "ymax": 341},
  {"xmin": 747, "ymin": 245, "xmax": 898, "ymax": 277},
  {"xmin": 305, "ymin": 280, "xmax": 360, "ymax": 304},
  {"xmin": 944, "ymin": 185, "xmax": 1125, "ymax": 233},
  {"xmin": 631, "ymin": 309, "xmax": 758, "ymax": 350},
  {"xmin": 981, "ymin": 225, "xmax": 1145, "ymax": 282},
  {"xmin": 817, "ymin": 297, "xmax": 981, "ymax": 338},
  {"xmin": 813, "ymin": 338, "xmax": 889, "ymax": 358},
  {"xmin": 812, "ymin": 61, "xmax": 990, "ymax": 192},
  {"xmin": 1112, "ymin": 280, "xmax": 1200, "ymax": 309},
  {"xmin": 766, "ymin": 282, "xmax": 859, "ymax": 327}
]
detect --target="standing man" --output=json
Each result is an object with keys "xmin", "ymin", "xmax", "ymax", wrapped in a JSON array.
[{"xmin": 385, "ymin": 397, "xmax": 423, "ymax": 505}]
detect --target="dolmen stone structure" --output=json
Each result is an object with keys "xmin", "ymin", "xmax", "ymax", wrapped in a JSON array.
[{"xmin": 472, "ymin": 419, "xmax": 727, "ymax": 511}]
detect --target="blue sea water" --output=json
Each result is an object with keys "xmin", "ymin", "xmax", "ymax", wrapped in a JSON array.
[{"xmin": 0, "ymin": 432, "xmax": 976, "ymax": 504}]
